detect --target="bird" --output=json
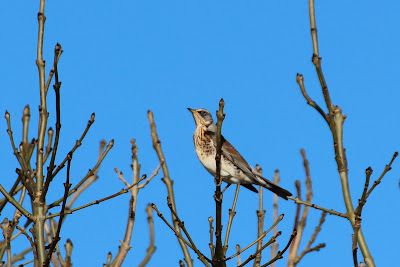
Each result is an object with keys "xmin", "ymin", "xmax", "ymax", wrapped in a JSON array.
[{"xmin": 188, "ymin": 107, "xmax": 292, "ymax": 200}]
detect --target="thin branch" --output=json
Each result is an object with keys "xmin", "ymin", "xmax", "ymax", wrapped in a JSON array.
[
  {"xmin": 48, "ymin": 139, "xmax": 113, "ymax": 210},
  {"xmin": 5, "ymin": 111, "xmax": 28, "ymax": 172},
  {"xmin": 16, "ymin": 226, "xmax": 37, "ymax": 263},
  {"xmin": 147, "ymin": 110, "xmax": 193, "ymax": 267},
  {"xmin": 151, "ymin": 204, "xmax": 196, "ymax": 251},
  {"xmin": 294, "ymin": 212, "xmax": 327, "ymax": 264},
  {"xmin": 46, "ymin": 172, "xmax": 146, "ymax": 220},
  {"xmin": 288, "ymin": 149, "xmax": 314, "ymax": 267},
  {"xmin": 51, "ymin": 113, "xmax": 96, "ymax": 178},
  {"xmin": 236, "ymin": 245, "xmax": 242, "ymax": 267},
  {"xmin": 296, "ymin": 74, "xmax": 329, "ymax": 124},
  {"xmin": 64, "ymin": 239, "xmax": 73, "ymax": 267},
  {"xmin": 239, "ymin": 232, "xmax": 281, "ymax": 267},
  {"xmin": 270, "ymin": 170, "xmax": 280, "ymax": 267},
  {"xmin": 0, "ymin": 177, "xmax": 23, "ymax": 213},
  {"xmin": 352, "ymin": 167, "xmax": 372, "ymax": 267},
  {"xmin": 0, "ymin": 185, "xmax": 31, "ymax": 219},
  {"xmin": 226, "ymin": 214, "xmax": 284, "ymax": 261},
  {"xmin": 365, "ymin": 152, "xmax": 397, "ymax": 199},
  {"xmin": 44, "ymin": 153, "xmax": 72, "ymax": 267},
  {"xmin": 288, "ymin": 197, "xmax": 347, "ymax": 218},
  {"xmin": 10, "ymin": 247, "xmax": 33, "ymax": 265},
  {"xmin": 42, "ymin": 43, "xmax": 63, "ymax": 202},
  {"xmin": 43, "ymin": 127, "xmax": 54, "ymax": 163},
  {"xmin": 45, "ymin": 42, "xmax": 63, "ymax": 95},
  {"xmin": 351, "ymin": 151, "xmax": 397, "ymax": 267},
  {"xmin": 223, "ymin": 184, "xmax": 240, "ymax": 254},
  {"xmin": 66, "ymin": 140, "xmax": 106, "ymax": 209},
  {"xmin": 21, "ymin": 106, "xmax": 36, "ymax": 167},
  {"xmin": 208, "ymin": 217, "xmax": 215, "ymax": 259},
  {"xmin": 166, "ymin": 197, "xmax": 212, "ymax": 266},
  {"xmin": 253, "ymin": 165, "xmax": 265, "ymax": 267},
  {"xmin": 260, "ymin": 230, "xmax": 297, "ymax": 267},
  {"xmin": 138, "ymin": 205, "xmax": 156, "ymax": 267},
  {"xmin": 112, "ymin": 138, "xmax": 140, "ymax": 267}
]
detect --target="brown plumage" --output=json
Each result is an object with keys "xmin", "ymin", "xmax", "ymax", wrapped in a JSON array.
[{"xmin": 188, "ymin": 108, "xmax": 292, "ymax": 200}]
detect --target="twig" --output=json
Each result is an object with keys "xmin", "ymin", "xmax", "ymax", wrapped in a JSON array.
[
  {"xmin": 10, "ymin": 247, "xmax": 33, "ymax": 265},
  {"xmin": 45, "ymin": 42, "xmax": 63, "ymax": 95},
  {"xmin": 44, "ymin": 153, "xmax": 72, "ymax": 267},
  {"xmin": 294, "ymin": 212, "xmax": 327, "ymax": 264},
  {"xmin": 260, "ymin": 230, "xmax": 297, "ymax": 267},
  {"xmin": 66, "ymin": 140, "xmax": 106, "ymax": 209},
  {"xmin": 288, "ymin": 197, "xmax": 347, "ymax": 218},
  {"xmin": 46, "ymin": 172, "xmax": 147, "ymax": 220},
  {"xmin": 352, "ymin": 167, "xmax": 372, "ymax": 267},
  {"xmin": 270, "ymin": 170, "xmax": 279, "ymax": 267},
  {"xmin": 0, "ymin": 185, "xmax": 31, "ymax": 219},
  {"xmin": 226, "ymin": 214, "xmax": 284, "ymax": 261},
  {"xmin": 239, "ymin": 232, "xmax": 281, "ymax": 267},
  {"xmin": 42, "ymin": 43, "xmax": 63, "ymax": 201},
  {"xmin": 288, "ymin": 149, "xmax": 314, "ymax": 266},
  {"xmin": 21, "ymin": 105, "xmax": 36, "ymax": 167},
  {"xmin": 64, "ymin": 239, "xmax": 73, "ymax": 267},
  {"xmin": 236, "ymin": 245, "xmax": 241, "ymax": 267},
  {"xmin": 296, "ymin": 74, "xmax": 329, "ymax": 124},
  {"xmin": 5, "ymin": 111, "xmax": 28, "ymax": 172},
  {"xmin": 112, "ymin": 138, "xmax": 140, "ymax": 267},
  {"xmin": 138, "ymin": 205, "xmax": 157, "ymax": 267},
  {"xmin": 166, "ymin": 197, "xmax": 212, "ymax": 266},
  {"xmin": 254, "ymin": 165, "xmax": 265, "ymax": 267},
  {"xmin": 365, "ymin": 152, "xmax": 397, "ymax": 200},
  {"xmin": 147, "ymin": 110, "xmax": 193, "ymax": 267},
  {"xmin": 16, "ymin": 226, "xmax": 37, "ymax": 262},
  {"xmin": 51, "ymin": 113, "xmax": 96, "ymax": 178},
  {"xmin": 151, "ymin": 204, "xmax": 195, "ymax": 251},
  {"xmin": 48, "ymin": 139, "xmax": 113, "ymax": 210},
  {"xmin": 208, "ymin": 217, "xmax": 215, "ymax": 259},
  {"xmin": 43, "ymin": 127, "xmax": 54, "ymax": 163},
  {"xmin": 223, "ymin": 185, "xmax": 240, "ymax": 254},
  {"xmin": 0, "ymin": 177, "xmax": 23, "ymax": 213}
]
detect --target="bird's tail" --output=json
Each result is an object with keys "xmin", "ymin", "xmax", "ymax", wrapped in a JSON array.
[{"xmin": 257, "ymin": 176, "xmax": 292, "ymax": 200}]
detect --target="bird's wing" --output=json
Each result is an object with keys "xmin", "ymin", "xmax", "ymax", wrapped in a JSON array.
[{"xmin": 220, "ymin": 136, "xmax": 258, "ymax": 179}]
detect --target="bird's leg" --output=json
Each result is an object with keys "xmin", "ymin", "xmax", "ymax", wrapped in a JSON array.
[{"xmin": 221, "ymin": 184, "xmax": 231, "ymax": 194}]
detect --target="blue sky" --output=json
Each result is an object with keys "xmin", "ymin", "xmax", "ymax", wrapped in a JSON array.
[{"xmin": 1, "ymin": 1, "xmax": 400, "ymax": 266}]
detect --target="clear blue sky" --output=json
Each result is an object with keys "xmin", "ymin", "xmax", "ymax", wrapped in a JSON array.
[{"xmin": 1, "ymin": 1, "xmax": 400, "ymax": 266}]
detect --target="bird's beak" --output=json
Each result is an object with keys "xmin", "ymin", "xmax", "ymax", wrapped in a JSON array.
[{"xmin": 187, "ymin": 108, "xmax": 195, "ymax": 114}]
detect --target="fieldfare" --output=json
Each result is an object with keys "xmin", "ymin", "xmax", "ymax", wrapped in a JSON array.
[{"xmin": 188, "ymin": 108, "xmax": 292, "ymax": 200}]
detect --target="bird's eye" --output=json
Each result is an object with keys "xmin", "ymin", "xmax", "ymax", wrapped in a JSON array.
[{"xmin": 199, "ymin": 111, "xmax": 207, "ymax": 116}]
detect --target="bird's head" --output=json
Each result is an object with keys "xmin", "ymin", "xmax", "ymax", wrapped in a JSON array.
[{"xmin": 188, "ymin": 108, "xmax": 214, "ymax": 128}]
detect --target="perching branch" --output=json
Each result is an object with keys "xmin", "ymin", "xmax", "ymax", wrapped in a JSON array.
[{"xmin": 213, "ymin": 98, "xmax": 226, "ymax": 267}]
